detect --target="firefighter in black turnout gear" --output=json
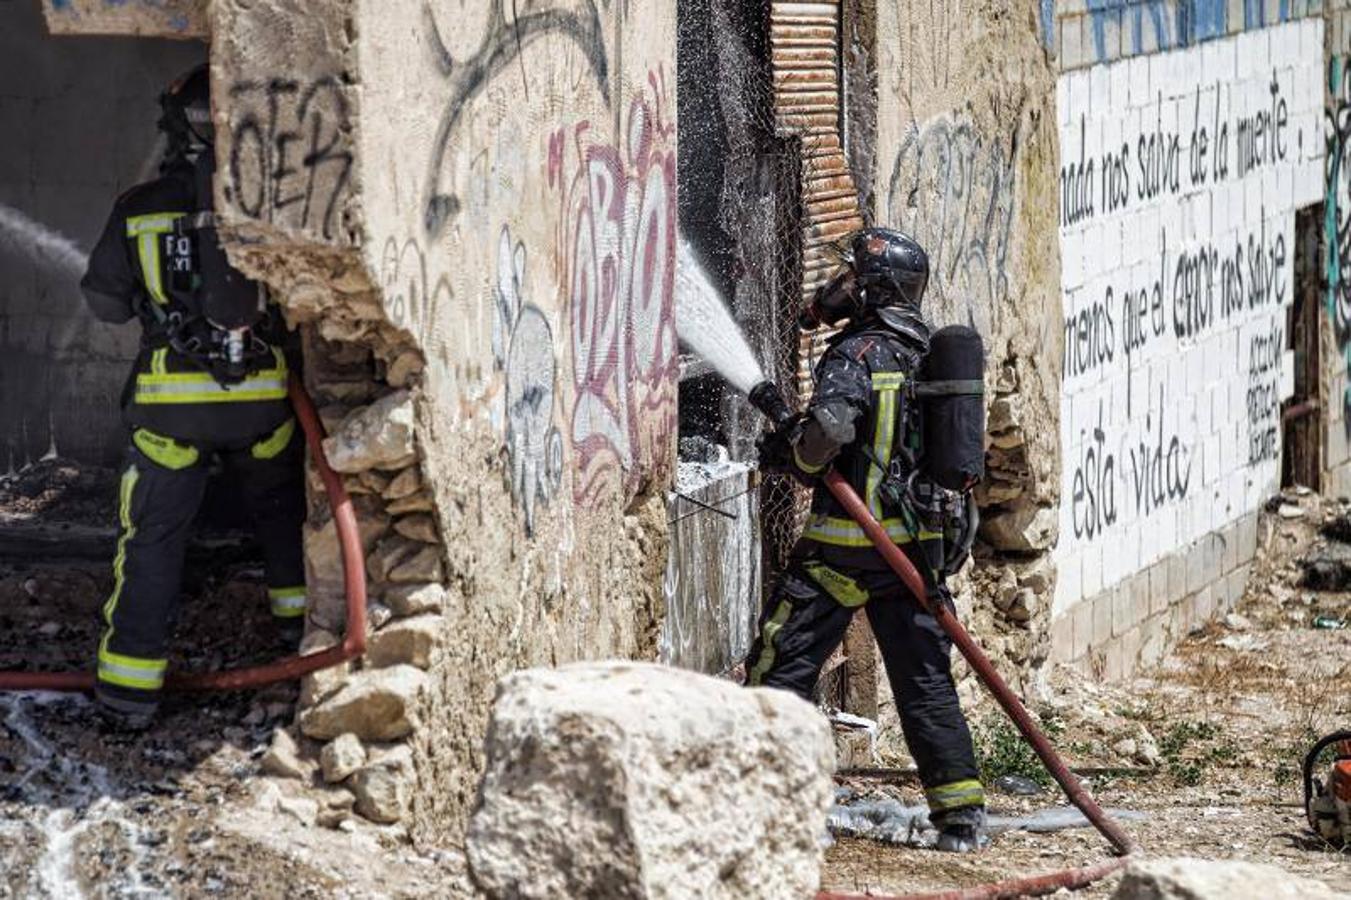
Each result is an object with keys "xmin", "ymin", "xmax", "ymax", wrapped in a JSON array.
[
  {"xmin": 749, "ymin": 228, "xmax": 987, "ymax": 852},
  {"xmin": 80, "ymin": 66, "xmax": 307, "ymax": 729}
]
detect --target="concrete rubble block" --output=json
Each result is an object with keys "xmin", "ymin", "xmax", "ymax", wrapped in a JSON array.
[
  {"xmin": 979, "ymin": 503, "xmax": 1056, "ymax": 552},
  {"xmin": 321, "ymin": 733, "xmax": 367, "ymax": 783},
  {"xmin": 298, "ymin": 630, "xmax": 351, "ymax": 707},
  {"xmin": 384, "ymin": 582, "xmax": 447, "ymax": 617},
  {"xmin": 368, "ymin": 535, "xmax": 424, "ymax": 583},
  {"xmin": 467, "ymin": 662, "xmax": 835, "ymax": 900},
  {"xmin": 387, "ymin": 491, "xmax": 435, "ymax": 515},
  {"xmin": 367, "ymin": 602, "xmax": 394, "ymax": 631},
  {"xmin": 1111, "ymin": 856, "xmax": 1343, "ymax": 899},
  {"xmin": 303, "ymin": 496, "xmax": 390, "ymax": 584},
  {"xmin": 260, "ymin": 729, "xmax": 313, "ymax": 781},
  {"xmin": 383, "ymin": 466, "xmax": 423, "ymax": 500},
  {"xmin": 277, "ymin": 794, "xmax": 320, "ymax": 828},
  {"xmin": 386, "ymin": 350, "xmax": 425, "ymax": 388},
  {"xmin": 321, "ymin": 391, "xmax": 418, "ymax": 474},
  {"xmin": 366, "ymin": 614, "xmax": 441, "ymax": 669},
  {"xmin": 351, "ymin": 758, "xmax": 410, "ymax": 824},
  {"xmin": 389, "ymin": 546, "xmax": 445, "ymax": 584},
  {"xmin": 299, "ymin": 665, "xmax": 427, "ymax": 742},
  {"xmin": 394, "ymin": 514, "xmax": 440, "ymax": 544}
]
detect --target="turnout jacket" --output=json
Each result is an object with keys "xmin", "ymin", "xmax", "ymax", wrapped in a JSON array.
[
  {"xmin": 81, "ymin": 158, "xmax": 293, "ymax": 444},
  {"xmin": 791, "ymin": 321, "xmax": 942, "ymax": 563}
]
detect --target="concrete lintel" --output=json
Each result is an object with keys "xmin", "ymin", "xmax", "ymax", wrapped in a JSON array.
[{"xmin": 41, "ymin": 0, "xmax": 208, "ymax": 40}]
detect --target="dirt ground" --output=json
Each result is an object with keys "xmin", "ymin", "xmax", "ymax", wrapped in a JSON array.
[
  {"xmin": 820, "ymin": 488, "xmax": 1350, "ymax": 897},
  {"xmin": 0, "ymin": 464, "xmax": 1348, "ymax": 898}
]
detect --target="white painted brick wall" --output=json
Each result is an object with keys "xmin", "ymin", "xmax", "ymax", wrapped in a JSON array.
[{"xmin": 1054, "ymin": 20, "xmax": 1325, "ymax": 618}]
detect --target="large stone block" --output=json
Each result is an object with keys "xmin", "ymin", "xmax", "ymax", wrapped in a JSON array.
[
  {"xmin": 1112, "ymin": 856, "xmax": 1342, "ymax": 899},
  {"xmin": 299, "ymin": 665, "xmax": 426, "ymax": 742},
  {"xmin": 322, "ymin": 391, "xmax": 417, "ymax": 474},
  {"xmin": 467, "ymin": 662, "xmax": 834, "ymax": 900}
]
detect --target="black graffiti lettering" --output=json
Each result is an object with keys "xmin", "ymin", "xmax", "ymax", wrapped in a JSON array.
[
  {"xmin": 1071, "ymin": 407, "xmax": 1116, "ymax": 541},
  {"xmin": 298, "ymin": 79, "xmax": 354, "ymax": 240},
  {"xmin": 1063, "ymin": 289, "xmax": 1115, "ymax": 379},
  {"xmin": 1060, "ymin": 117, "xmax": 1097, "ymax": 228},
  {"xmin": 1128, "ymin": 390, "xmax": 1191, "ymax": 516},
  {"xmin": 1236, "ymin": 69, "xmax": 1290, "ymax": 178},
  {"xmin": 1188, "ymin": 84, "xmax": 1209, "ymax": 188},
  {"xmin": 1136, "ymin": 96, "xmax": 1182, "ymax": 202},
  {"xmin": 1121, "ymin": 284, "xmax": 1151, "ymax": 359},
  {"xmin": 888, "ymin": 117, "xmax": 1016, "ymax": 322},
  {"xmin": 226, "ymin": 76, "xmax": 352, "ymax": 239},
  {"xmin": 1247, "ymin": 324, "xmax": 1283, "ymax": 465},
  {"xmin": 1244, "ymin": 212, "xmax": 1287, "ymax": 309},
  {"xmin": 1220, "ymin": 240, "xmax": 1245, "ymax": 320},
  {"xmin": 422, "ymin": 0, "xmax": 611, "ymax": 236},
  {"xmin": 1172, "ymin": 244, "xmax": 1218, "ymax": 339},
  {"xmin": 1101, "ymin": 141, "xmax": 1131, "ymax": 214},
  {"xmin": 228, "ymin": 116, "xmax": 267, "ymax": 219},
  {"xmin": 1327, "ymin": 58, "xmax": 1351, "ymax": 434}
]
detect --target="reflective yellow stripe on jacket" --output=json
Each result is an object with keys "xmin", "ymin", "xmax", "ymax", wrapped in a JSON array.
[
  {"xmin": 125, "ymin": 213, "xmax": 186, "ymax": 306},
  {"xmin": 802, "ymin": 515, "xmax": 942, "ymax": 548},
  {"xmin": 134, "ymin": 349, "xmax": 288, "ymax": 405},
  {"xmin": 804, "ymin": 370, "xmax": 930, "ymax": 548}
]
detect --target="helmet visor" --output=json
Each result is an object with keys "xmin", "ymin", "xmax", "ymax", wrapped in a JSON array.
[{"xmin": 184, "ymin": 104, "xmax": 215, "ymax": 146}]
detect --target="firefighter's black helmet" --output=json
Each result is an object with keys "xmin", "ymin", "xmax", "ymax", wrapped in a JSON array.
[
  {"xmin": 849, "ymin": 228, "xmax": 929, "ymax": 309},
  {"xmin": 159, "ymin": 64, "xmax": 213, "ymax": 153},
  {"xmin": 801, "ymin": 228, "xmax": 930, "ymax": 329}
]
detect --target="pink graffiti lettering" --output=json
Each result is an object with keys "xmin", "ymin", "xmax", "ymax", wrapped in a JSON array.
[{"xmin": 555, "ymin": 71, "xmax": 678, "ymax": 506}]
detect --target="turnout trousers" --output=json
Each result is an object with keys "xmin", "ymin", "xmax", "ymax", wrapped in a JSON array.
[
  {"xmin": 746, "ymin": 542, "xmax": 985, "ymax": 821},
  {"xmin": 95, "ymin": 419, "xmax": 307, "ymax": 715}
]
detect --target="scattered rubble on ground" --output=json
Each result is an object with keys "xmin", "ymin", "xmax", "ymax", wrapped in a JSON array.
[
  {"xmin": 1, "ymin": 474, "xmax": 1347, "ymax": 897},
  {"xmin": 1112, "ymin": 856, "xmax": 1345, "ymax": 899},
  {"xmin": 822, "ymin": 491, "xmax": 1349, "ymax": 897}
]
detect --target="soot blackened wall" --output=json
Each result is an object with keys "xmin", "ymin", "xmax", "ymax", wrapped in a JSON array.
[{"xmin": 0, "ymin": 3, "xmax": 203, "ymax": 466}]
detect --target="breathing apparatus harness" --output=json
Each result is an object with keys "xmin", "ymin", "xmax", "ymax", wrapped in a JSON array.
[
  {"xmin": 770, "ymin": 228, "xmax": 986, "ymax": 579},
  {"xmin": 139, "ymin": 64, "xmax": 275, "ymax": 389},
  {"xmin": 846, "ymin": 313, "xmax": 985, "ymax": 580}
]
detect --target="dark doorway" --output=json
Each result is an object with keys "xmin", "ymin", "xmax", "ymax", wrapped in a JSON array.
[{"xmin": 1284, "ymin": 205, "xmax": 1323, "ymax": 490}]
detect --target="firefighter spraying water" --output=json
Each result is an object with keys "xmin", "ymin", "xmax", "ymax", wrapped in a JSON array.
[{"xmin": 678, "ymin": 226, "xmax": 1140, "ymax": 887}]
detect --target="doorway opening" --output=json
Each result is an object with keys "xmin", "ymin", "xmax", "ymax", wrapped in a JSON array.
[{"xmin": 1283, "ymin": 205, "xmax": 1323, "ymax": 490}]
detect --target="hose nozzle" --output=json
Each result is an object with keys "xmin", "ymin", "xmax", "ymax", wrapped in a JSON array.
[{"xmin": 749, "ymin": 381, "xmax": 794, "ymax": 429}]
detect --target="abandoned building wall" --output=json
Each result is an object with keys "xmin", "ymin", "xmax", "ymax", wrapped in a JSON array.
[
  {"xmin": 0, "ymin": 3, "xmax": 204, "ymax": 467},
  {"xmin": 874, "ymin": 0, "xmax": 1063, "ymax": 683},
  {"xmin": 357, "ymin": 0, "xmax": 678, "ymax": 844},
  {"xmin": 40, "ymin": 0, "xmax": 208, "ymax": 39},
  {"xmin": 210, "ymin": 0, "xmax": 679, "ymax": 845},
  {"xmin": 1323, "ymin": 1, "xmax": 1351, "ymax": 497},
  {"xmin": 1049, "ymin": 5, "xmax": 1326, "ymax": 678}
]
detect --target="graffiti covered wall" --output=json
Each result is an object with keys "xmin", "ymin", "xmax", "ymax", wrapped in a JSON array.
[
  {"xmin": 1052, "ymin": 18, "xmax": 1326, "ymax": 673},
  {"xmin": 1324, "ymin": 4, "xmax": 1351, "ymax": 493},
  {"xmin": 210, "ymin": 0, "xmax": 678, "ymax": 842},
  {"xmin": 875, "ymin": 0, "xmax": 1063, "ymax": 683},
  {"xmin": 353, "ymin": 0, "xmax": 678, "ymax": 842}
]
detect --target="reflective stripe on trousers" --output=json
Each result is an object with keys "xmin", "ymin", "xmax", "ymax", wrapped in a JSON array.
[
  {"xmin": 97, "ymin": 465, "xmax": 168, "ymax": 692},
  {"xmin": 268, "ymin": 586, "xmax": 307, "ymax": 619}
]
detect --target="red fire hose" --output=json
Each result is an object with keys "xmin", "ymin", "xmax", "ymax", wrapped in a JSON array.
[
  {"xmin": 0, "ymin": 373, "xmax": 367, "ymax": 693},
  {"xmin": 815, "ymin": 471, "xmax": 1138, "ymax": 899}
]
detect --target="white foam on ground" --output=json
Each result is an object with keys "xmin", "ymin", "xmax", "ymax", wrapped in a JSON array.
[{"xmin": 1, "ymin": 694, "xmax": 155, "ymax": 898}]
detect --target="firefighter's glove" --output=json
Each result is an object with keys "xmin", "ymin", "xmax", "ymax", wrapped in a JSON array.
[{"xmin": 756, "ymin": 415, "xmax": 809, "ymax": 482}]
